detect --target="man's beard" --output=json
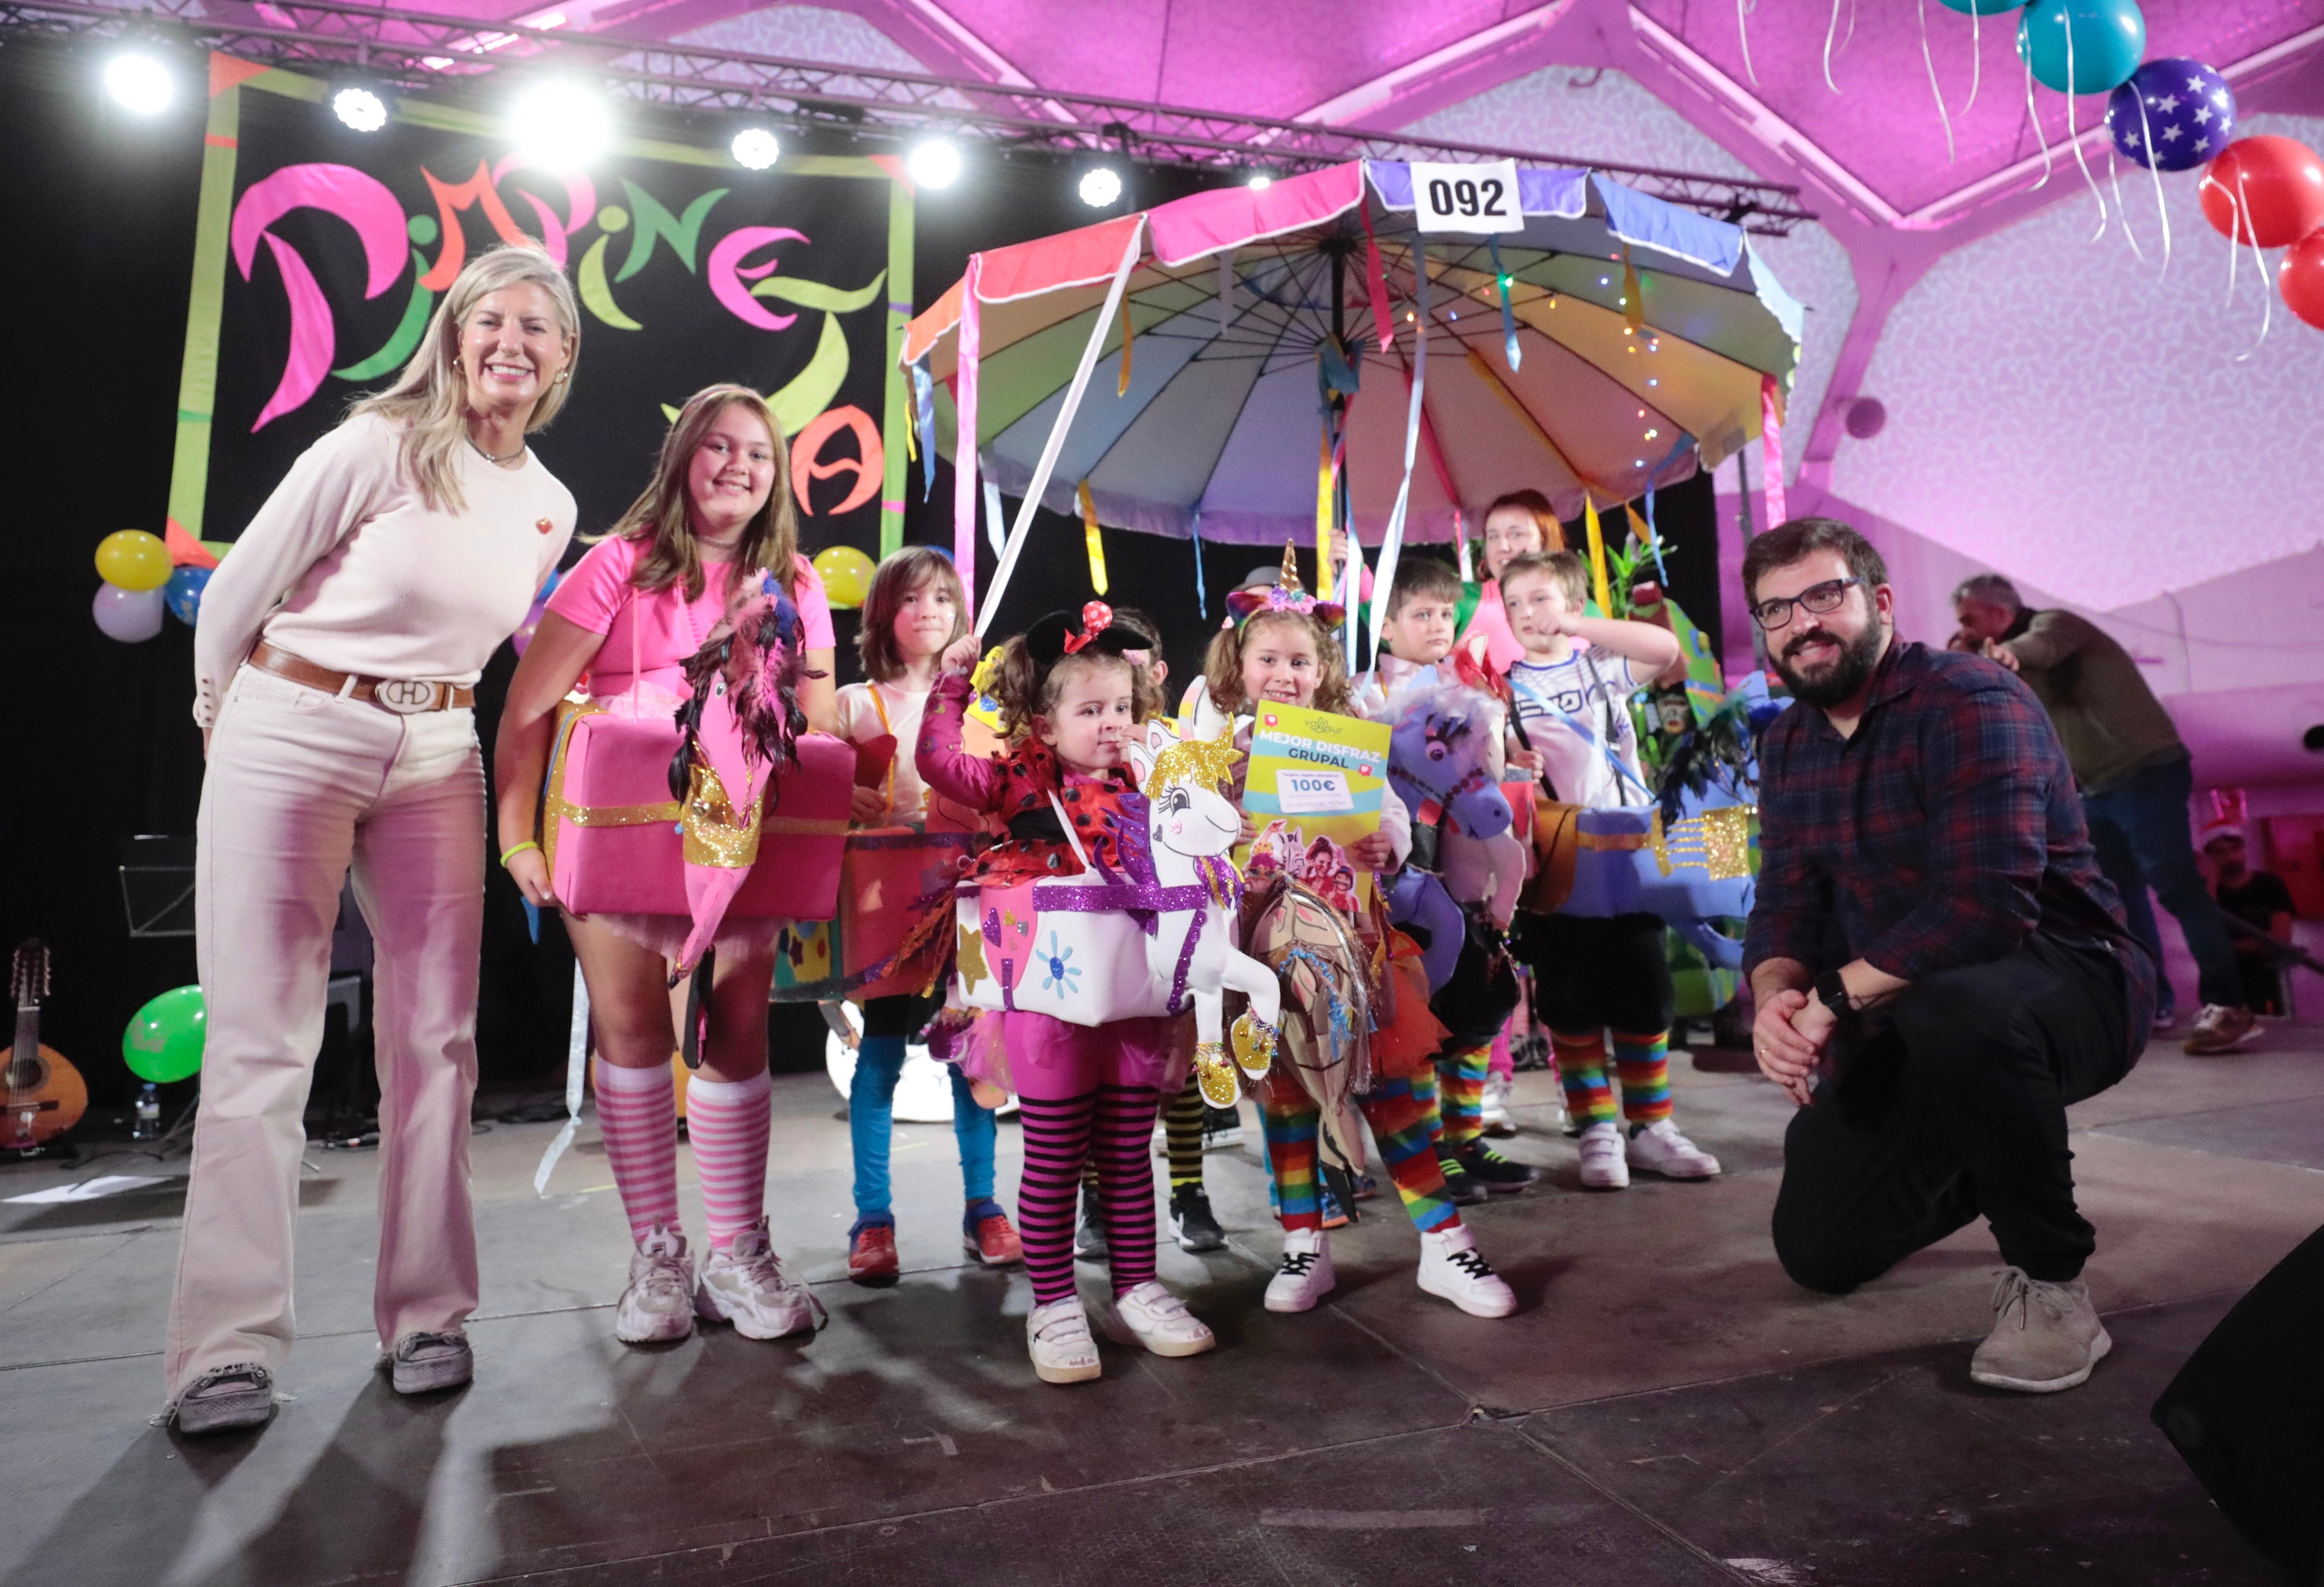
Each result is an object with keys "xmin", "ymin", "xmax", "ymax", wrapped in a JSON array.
[{"xmin": 1772, "ymin": 621, "xmax": 1883, "ymax": 708}]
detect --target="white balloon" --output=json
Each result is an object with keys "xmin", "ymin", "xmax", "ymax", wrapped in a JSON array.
[{"xmin": 93, "ymin": 583, "xmax": 166, "ymax": 642}]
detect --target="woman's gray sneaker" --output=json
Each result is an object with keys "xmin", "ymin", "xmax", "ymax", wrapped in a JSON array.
[{"xmin": 172, "ymin": 1363, "xmax": 275, "ymax": 1435}]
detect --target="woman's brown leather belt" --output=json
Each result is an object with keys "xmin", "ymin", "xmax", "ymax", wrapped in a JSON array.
[{"xmin": 249, "ymin": 641, "xmax": 475, "ymax": 714}]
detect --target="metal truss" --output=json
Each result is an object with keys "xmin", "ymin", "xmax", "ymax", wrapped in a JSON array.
[{"xmin": 0, "ymin": 0, "xmax": 1813, "ymax": 232}]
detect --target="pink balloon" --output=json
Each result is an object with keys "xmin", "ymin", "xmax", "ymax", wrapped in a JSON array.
[{"xmin": 93, "ymin": 584, "xmax": 166, "ymax": 643}]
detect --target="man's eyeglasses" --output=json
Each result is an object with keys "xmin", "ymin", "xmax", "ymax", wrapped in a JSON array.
[{"xmin": 1750, "ymin": 577, "xmax": 1862, "ymax": 631}]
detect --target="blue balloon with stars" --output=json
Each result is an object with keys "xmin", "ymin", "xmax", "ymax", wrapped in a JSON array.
[{"xmin": 2107, "ymin": 58, "xmax": 2236, "ymax": 173}]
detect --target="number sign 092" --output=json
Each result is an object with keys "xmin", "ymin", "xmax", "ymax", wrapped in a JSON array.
[{"xmin": 1408, "ymin": 160, "xmax": 1525, "ymax": 235}]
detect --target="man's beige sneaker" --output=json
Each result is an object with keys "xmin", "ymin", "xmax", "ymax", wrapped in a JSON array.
[
  {"xmin": 2183, "ymin": 1005, "xmax": 2259, "ymax": 1056},
  {"xmin": 1969, "ymin": 1268, "xmax": 2111, "ymax": 1393}
]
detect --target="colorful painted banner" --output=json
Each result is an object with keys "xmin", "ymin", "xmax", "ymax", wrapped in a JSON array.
[
  {"xmin": 1238, "ymin": 702, "xmax": 1391, "ymax": 914},
  {"xmin": 169, "ymin": 56, "xmax": 913, "ymax": 560}
]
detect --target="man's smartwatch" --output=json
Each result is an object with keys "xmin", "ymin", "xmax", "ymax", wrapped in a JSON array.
[{"xmin": 1814, "ymin": 970, "xmax": 1860, "ymax": 1022}]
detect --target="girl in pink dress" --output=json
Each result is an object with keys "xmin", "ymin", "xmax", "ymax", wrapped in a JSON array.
[
  {"xmin": 918, "ymin": 607, "xmax": 1216, "ymax": 1385},
  {"xmin": 494, "ymin": 385, "xmax": 836, "ymax": 1349}
]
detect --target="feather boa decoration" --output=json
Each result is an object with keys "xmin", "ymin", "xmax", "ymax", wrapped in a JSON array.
[
  {"xmin": 670, "ymin": 572, "xmax": 823, "ymax": 799},
  {"xmin": 662, "ymin": 573, "xmax": 829, "ymax": 974}
]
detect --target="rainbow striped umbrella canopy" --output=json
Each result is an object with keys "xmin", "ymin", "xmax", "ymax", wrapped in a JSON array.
[{"xmin": 903, "ymin": 159, "xmax": 1801, "ymax": 605}]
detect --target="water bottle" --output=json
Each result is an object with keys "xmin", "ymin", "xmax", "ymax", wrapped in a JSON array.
[{"xmin": 131, "ymin": 1083, "xmax": 160, "ymax": 1142}]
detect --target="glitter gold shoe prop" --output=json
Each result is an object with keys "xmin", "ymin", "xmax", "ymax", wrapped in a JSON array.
[
  {"xmin": 1192, "ymin": 1040, "xmax": 1241, "ymax": 1108},
  {"xmin": 1230, "ymin": 1010, "xmax": 1279, "ymax": 1081}
]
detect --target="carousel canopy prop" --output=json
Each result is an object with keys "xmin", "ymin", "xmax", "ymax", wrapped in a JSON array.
[{"xmin": 902, "ymin": 158, "xmax": 1804, "ymax": 649}]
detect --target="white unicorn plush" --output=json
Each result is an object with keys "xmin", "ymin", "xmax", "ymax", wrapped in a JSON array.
[{"xmin": 953, "ymin": 720, "xmax": 1281, "ymax": 1105}]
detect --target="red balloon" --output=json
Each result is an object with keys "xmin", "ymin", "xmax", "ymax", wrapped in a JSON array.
[
  {"xmin": 2199, "ymin": 136, "xmax": 2324, "ymax": 249},
  {"xmin": 2282, "ymin": 229, "xmax": 2324, "ymax": 332}
]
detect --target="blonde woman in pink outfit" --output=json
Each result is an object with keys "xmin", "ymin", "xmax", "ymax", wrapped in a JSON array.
[
  {"xmin": 492, "ymin": 385, "xmax": 838, "ymax": 1352},
  {"xmin": 170, "ymin": 245, "xmax": 581, "ymax": 1434}
]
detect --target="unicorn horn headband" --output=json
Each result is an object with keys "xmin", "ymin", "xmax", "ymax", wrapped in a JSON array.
[{"xmin": 1224, "ymin": 541, "xmax": 1345, "ymax": 628}]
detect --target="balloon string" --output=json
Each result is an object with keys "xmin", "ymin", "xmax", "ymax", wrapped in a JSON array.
[
  {"xmin": 1918, "ymin": 0, "xmax": 1955, "ymax": 164},
  {"xmin": 2025, "ymin": 49, "xmax": 2055, "ymax": 192},
  {"xmin": 2224, "ymin": 177, "xmax": 2242, "ymax": 306},
  {"xmin": 2236, "ymin": 169, "xmax": 2274, "ymax": 362},
  {"xmin": 2134, "ymin": 90, "xmax": 2172, "ymax": 281},
  {"xmin": 2109, "ymin": 154, "xmax": 2145, "ymax": 263},
  {"xmin": 1737, "ymin": 0, "xmax": 1758, "ymax": 86},
  {"xmin": 2060, "ymin": 17, "xmax": 2109, "ymax": 240},
  {"xmin": 1962, "ymin": 3, "xmax": 1982, "ymax": 116},
  {"xmin": 1823, "ymin": 0, "xmax": 1845, "ymax": 92}
]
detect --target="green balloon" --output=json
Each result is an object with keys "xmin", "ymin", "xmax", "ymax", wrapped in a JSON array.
[{"xmin": 123, "ymin": 985, "xmax": 206, "ymax": 1084}]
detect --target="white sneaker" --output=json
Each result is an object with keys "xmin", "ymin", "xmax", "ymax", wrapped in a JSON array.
[
  {"xmin": 1481, "ymin": 1073, "xmax": 1515, "ymax": 1138},
  {"xmin": 616, "ymin": 1226, "xmax": 698, "ymax": 1344},
  {"xmin": 1027, "ymin": 1297, "xmax": 1102, "ymax": 1384},
  {"xmin": 1627, "ymin": 1118, "xmax": 1721, "ymax": 1179},
  {"xmin": 1113, "ymin": 1280, "xmax": 1217, "ymax": 1357},
  {"xmin": 1578, "ymin": 1121, "xmax": 1630, "ymax": 1189},
  {"xmin": 696, "ymin": 1219, "xmax": 825, "ymax": 1340},
  {"xmin": 1416, "ymin": 1223, "xmax": 1517, "ymax": 1318},
  {"xmin": 1263, "ymin": 1227, "xmax": 1336, "ymax": 1313}
]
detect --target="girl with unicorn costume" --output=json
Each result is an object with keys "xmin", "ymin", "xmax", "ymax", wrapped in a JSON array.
[
  {"xmin": 923, "ymin": 602, "xmax": 1276, "ymax": 1384},
  {"xmin": 1186, "ymin": 550, "xmax": 1517, "ymax": 1321}
]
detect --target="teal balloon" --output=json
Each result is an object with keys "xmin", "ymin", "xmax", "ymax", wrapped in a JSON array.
[
  {"xmin": 2016, "ymin": 0, "xmax": 2145, "ymax": 95},
  {"xmin": 123, "ymin": 985, "xmax": 206, "ymax": 1084},
  {"xmin": 1940, "ymin": 0, "xmax": 2027, "ymax": 13}
]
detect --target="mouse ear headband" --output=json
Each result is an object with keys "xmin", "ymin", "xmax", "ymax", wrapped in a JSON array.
[
  {"xmin": 1025, "ymin": 600, "xmax": 1138, "ymax": 673},
  {"xmin": 1224, "ymin": 541, "xmax": 1346, "ymax": 629}
]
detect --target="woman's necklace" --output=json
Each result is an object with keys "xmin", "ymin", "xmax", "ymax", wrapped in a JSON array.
[{"xmin": 468, "ymin": 432, "xmax": 525, "ymax": 466}]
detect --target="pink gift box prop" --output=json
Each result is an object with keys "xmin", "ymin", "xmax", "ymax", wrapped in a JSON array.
[{"xmin": 542, "ymin": 704, "xmax": 851, "ymax": 920}]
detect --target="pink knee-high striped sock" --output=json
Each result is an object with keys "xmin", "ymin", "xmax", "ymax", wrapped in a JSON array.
[
  {"xmin": 594, "ymin": 1058, "xmax": 681, "ymax": 1241},
  {"xmin": 683, "ymin": 1071, "xmax": 772, "ymax": 1251}
]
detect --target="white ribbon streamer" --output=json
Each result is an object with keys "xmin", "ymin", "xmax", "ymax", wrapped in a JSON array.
[
  {"xmin": 533, "ymin": 962, "xmax": 589, "ymax": 1196},
  {"xmin": 984, "ymin": 478, "xmax": 1006, "ymax": 558},
  {"xmin": 1366, "ymin": 238, "xmax": 1427, "ymax": 674},
  {"xmin": 977, "ymin": 218, "xmax": 1148, "ymax": 637}
]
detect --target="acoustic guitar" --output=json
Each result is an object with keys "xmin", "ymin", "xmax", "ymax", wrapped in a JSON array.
[{"xmin": 5, "ymin": 941, "xmax": 87, "ymax": 1151}]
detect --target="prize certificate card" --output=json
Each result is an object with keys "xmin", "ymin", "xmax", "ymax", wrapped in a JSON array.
[{"xmin": 1239, "ymin": 702, "xmax": 1391, "ymax": 913}]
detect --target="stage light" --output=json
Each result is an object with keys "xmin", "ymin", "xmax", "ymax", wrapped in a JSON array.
[
  {"xmin": 909, "ymin": 137, "xmax": 961, "ymax": 189},
  {"xmin": 104, "ymin": 51, "xmax": 175, "ymax": 116},
  {"xmin": 333, "ymin": 85, "xmax": 388, "ymax": 133},
  {"xmin": 730, "ymin": 126, "xmax": 780, "ymax": 170},
  {"xmin": 1079, "ymin": 166, "xmax": 1122, "ymax": 208},
  {"xmin": 1247, "ymin": 172, "xmax": 1273, "ymax": 191},
  {"xmin": 508, "ymin": 80, "xmax": 610, "ymax": 168}
]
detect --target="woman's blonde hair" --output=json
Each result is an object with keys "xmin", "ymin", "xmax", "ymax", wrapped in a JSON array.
[
  {"xmin": 603, "ymin": 385, "xmax": 800, "ymax": 605},
  {"xmin": 856, "ymin": 546, "xmax": 967, "ymax": 682},
  {"xmin": 1204, "ymin": 610, "xmax": 1353, "ymax": 717},
  {"xmin": 351, "ymin": 244, "xmax": 579, "ymax": 513}
]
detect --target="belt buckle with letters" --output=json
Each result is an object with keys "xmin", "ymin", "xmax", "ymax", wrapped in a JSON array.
[{"xmin": 374, "ymin": 678, "xmax": 442, "ymax": 715}]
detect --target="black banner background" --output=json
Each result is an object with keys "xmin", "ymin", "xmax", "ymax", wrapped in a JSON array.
[{"xmin": 205, "ymin": 82, "xmax": 896, "ymax": 556}]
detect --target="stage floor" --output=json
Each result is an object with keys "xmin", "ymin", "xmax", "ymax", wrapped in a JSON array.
[{"xmin": 3, "ymin": 1023, "xmax": 2316, "ymax": 1586}]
